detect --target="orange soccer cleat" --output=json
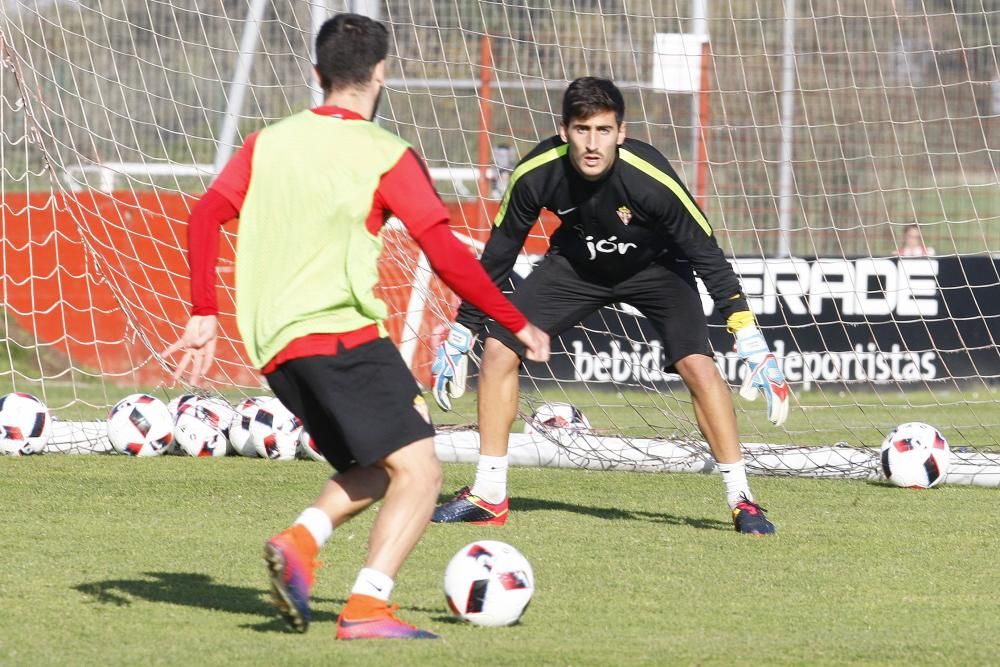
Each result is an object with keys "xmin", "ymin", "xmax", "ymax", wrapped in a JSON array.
[
  {"xmin": 336, "ymin": 594, "xmax": 438, "ymax": 640},
  {"xmin": 263, "ymin": 524, "xmax": 320, "ymax": 632}
]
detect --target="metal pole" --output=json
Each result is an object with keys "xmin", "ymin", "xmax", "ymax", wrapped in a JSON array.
[
  {"xmin": 309, "ymin": 1, "xmax": 332, "ymax": 106},
  {"xmin": 477, "ymin": 34, "xmax": 493, "ymax": 205},
  {"xmin": 689, "ymin": 0, "xmax": 707, "ymax": 196},
  {"xmin": 776, "ymin": 0, "xmax": 797, "ymax": 258},
  {"xmin": 350, "ymin": 0, "xmax": 380, "ymax": 19},
  {"xmin": 213, "ymin": 0, "xmax": 268, "ymax": 174}
]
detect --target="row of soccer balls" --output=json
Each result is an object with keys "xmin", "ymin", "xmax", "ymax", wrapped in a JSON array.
[
  {"xmin": 0, "ymin": 391, "xmax": 323, "ymax": 461},
  {"xmin": 0, "ymin": 392, "xmax": 952, "ymax": 487},
  {"xmin": 109, "ymin": 393, "xmax": 324, "ymax": 460}
]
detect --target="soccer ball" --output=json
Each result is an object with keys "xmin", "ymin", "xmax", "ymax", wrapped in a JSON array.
[
  {"xmin": 228, "ymin": 396, "xmax": 269, "ymax": 457},
  {"xmin": 174, "ymin": 411, "xmax": 227, "ymax": 457},
  {"xmin": 166, "ymin": 393, "xmax": 198, "ymax": 419},
  {"xmin": 178, "ymin": 396, "xmax": 235, "ymax": 455},
  {"xmin": 189, "ymin": 397, "xmax": 235, "ymax": 435},
  {"xmin": 880, "ymin": 421, "xmax": 951, "ymax": 489},
  {"xmin": 249, "ymin": 396, "xmax": 299, "ymax": 461},
  {"xmin": 107, "ymin": 393, "xmax": 173, "ymax": 457},
  {"xmin": 296, "ymin": 427, "xmax": 326, "ymax": 462},
  {"xmin": 164, "ymin": 393, "xmax": 199, "ymax": 454},
  {"xmin": 522, "ymin": 402, "xmax": 590, "ymax": 435},
  {"xmin": 444, "ymin": 540, "xmax": 534, "ymax": 627},
  {"xmin": 0, "ymin": 392, "xmax": 51, "ymax": 456}
]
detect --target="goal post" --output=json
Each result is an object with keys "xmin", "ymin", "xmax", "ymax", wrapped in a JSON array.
[{"xmin": 2, "ymin": 1, "xmax": 999, "ymax": 485}]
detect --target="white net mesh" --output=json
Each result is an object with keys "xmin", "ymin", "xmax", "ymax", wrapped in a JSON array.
[{"xmin": 2, "ymin": 1, "xmax": 999, "ymax": 482}]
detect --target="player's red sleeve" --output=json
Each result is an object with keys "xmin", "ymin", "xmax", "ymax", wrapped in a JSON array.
[
  {"xmin": 187, "ymin": 132, "xmax": 257, "ymax": 315},
  {"xmin": 374, "ymin": 148, "xmax": 450, "ymax": 237},
  {"xmin": 188, "ymin": 189, "xmax": 238, "ymax": 316},
  {"xmin": 413, "ymin": 223, "xmax": 528, "ymax": 334},
  {"xmin": 377, "ymin": 148, "xmax": 526, "ymax": 333},
  {"xmin": 211, "ymin": 131, "xmax": 259, "ymax": 210}
]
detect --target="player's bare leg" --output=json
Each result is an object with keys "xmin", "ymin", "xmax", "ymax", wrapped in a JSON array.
[
  {"xmin": 266, "ymin": 441, "xmax": 441, "ymax": 635},
  {"xmin": 364, "ymin": 437, "xmax": 442, "ymax": 575},
  {"xmin": 674, "ymin": 353, "xmax": 775, "ymax": 535},
  {"xmin": 264, "ymin": 464, "xmax": 389, "ymax": 632},
  {"xmin": 432, "ymin": 337, "xmax": 520, "ymax": 524},
  {"xmin": 263, "ymin": 466, "xmax": 374, "ymax": 632},
  {"xmin": 674, "ymin": 354, "xmax": 741, "ymax": 465},
  {"xmin": 313, "ymin": 466, "xmax": 389, "ymax": 523},
  {"xmin": 477, "ymin": 338, "xmax": 522, "ymax": 458},
  {"xmin": 335, "ymin": 436, "xmax": 441, "ymax": 639}
]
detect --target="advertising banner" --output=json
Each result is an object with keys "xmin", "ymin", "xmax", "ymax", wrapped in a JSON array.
[{"xmin": 514, "ymin": 256, "xmax": 1000, "ymax": 390}]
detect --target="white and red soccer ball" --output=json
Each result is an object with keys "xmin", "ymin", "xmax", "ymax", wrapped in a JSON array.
[
  {"xmin": 174, "ymin": 411, "xmax": 227, "ymax": 457},
  {"xmin": 166, "ymin": 393, "xmax": 199, "ymax": 421},
  {"xmin": 106, "ymin": 393, "xmax": 173, "ymax": 457},
  {"xmin": 228, "ymin": 396, "xmax": 270, "ymax": 457},
  {"xmin": 296, "ymin": 427, "xmax": 326, "ymax": 462},
  {"xmin": 444, "ymin": 540, "xmax": 534, "ymax": 627},
  {"xmin": 880, "ymin": 421, "xmax": 951, "ymax": 489},
  {"xmin": 165, "ymin": 395, "xmax": 233, "ymax": 457},
  {"xmin": 0, "ymin": 392, "xmax": 51, "ymax": 456},
  {"xmin": 249, "ymin": 396, "xmax": 299, "ymax": 460},
  {"xmin": 522, "ymin": 402, "xmax": 590, "ymax": 436}
]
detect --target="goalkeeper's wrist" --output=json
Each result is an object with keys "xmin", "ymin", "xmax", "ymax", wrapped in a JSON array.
[
  {"xmin": 734, "ymin": 325, "xmax": 761, "ymax": 342},
  {"xmin": 734, "ymin": 325, "xmax": 769, "ymax": 364},
  {"xmin": 726, "ymin": 310, "xmax": 757, "ymax": 334},
  {"xmin": 446, "ymin": 322, "xmax": 475, "ymax": 352}
]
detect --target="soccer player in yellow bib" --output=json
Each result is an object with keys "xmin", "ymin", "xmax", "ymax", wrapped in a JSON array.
[
  {"xmin": 431, "ymin": 77, "xmax": 789, "ymax": 535},
  {"xmin": 165, "ymin": 13, "xmax": 549, "ymax": 639}
]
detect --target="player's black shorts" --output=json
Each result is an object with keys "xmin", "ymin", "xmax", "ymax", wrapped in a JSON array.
[
  {"xmin": 486, "ymin": 254, "xmax": 712, "ymax": 367},
  {"xmin": 264, "ymin": 337, "xmax": 435, "ymax": 472}
]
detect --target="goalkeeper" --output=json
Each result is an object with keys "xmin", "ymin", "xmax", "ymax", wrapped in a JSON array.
[{"xmin": 432, "ymin": 76, "xmax": 789, "ymax": 535}]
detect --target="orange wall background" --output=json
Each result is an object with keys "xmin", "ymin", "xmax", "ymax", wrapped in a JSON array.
[{"xmin": 1, "ymin": 192, "xmax": 555, "ymax": 389}]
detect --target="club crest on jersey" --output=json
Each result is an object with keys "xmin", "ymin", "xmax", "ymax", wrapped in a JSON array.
[
  {"xmin": 413, "ymin": 395, "xmax": 431, "ymax": 423},
  {"xmin": 616, "ymin": 206, "xmax": 632, "ymax": 225}
]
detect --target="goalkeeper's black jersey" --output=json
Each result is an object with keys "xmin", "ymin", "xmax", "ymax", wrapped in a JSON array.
[{"xmin": 457, "ymin": 135, "xmax": 748, "ymax": 329}]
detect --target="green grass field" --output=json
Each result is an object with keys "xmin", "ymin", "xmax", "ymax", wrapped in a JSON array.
[{"xmin": 2, "ymin": 456, "xmax": 998, "ymax": 666}]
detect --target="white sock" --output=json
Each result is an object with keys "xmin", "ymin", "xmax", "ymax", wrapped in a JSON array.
[
  {"xmin": 717, "ymin": 460, "xmax": 753, "ymax": 510},
  {"xmin": 471, "ymin": 454, "xmax": 509, "ymax": 504},
  {"xmin": 294, "ymin": 507, "xmax": 333, "ymax": 549},
  {"xmin": 351, "ymin": 567, "xmax": 394, "ymax": 601}
]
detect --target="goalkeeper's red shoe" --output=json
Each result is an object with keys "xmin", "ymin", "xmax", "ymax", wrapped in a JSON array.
[
  {"xmin": 431, "ymin": 486, "xmax": 508, "ymax": 525},
  {"xmin": 263, "ymin": 524, "xmax": 319, "ymax": 633},
  {"xmin": 732, "ymin": 496, "xmax": 776, "ymax": 535},
  {"xmin": 336, "ymin": 594, "xmax": 438, "ymax": 640}
]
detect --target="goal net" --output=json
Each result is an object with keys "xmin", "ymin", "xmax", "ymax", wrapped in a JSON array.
[{"xmin": 2, "ymin": 1, "xmax": 999, "ymax": 483}]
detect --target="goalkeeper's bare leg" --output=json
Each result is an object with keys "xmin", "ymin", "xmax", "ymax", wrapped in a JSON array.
[
  {"xmin": 431, "ymin": 337, "xmax": 520, "ymax": 525},
  {"xmin": 674, "ymin": 353, "xmax": 775, "ymax": 535},
  {"xmin": 432, "ymin": 344, "xmax": 773, "ymax": 533}
]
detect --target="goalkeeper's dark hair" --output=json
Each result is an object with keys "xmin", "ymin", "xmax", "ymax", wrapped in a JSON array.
[
  {"xmin": 561, "ymin": 77, "xmax": 625, "ymax": 126},
  {"xmin": 315, "ymin": 13, "xmax": 389, "ymax": 93}
]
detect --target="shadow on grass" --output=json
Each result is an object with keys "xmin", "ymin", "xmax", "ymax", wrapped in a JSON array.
[
  {"xmin": 436, "ymin": 492, "xmax": 730, "ymax": 531},
  {"xmin": 74, "ymin": 571, "xmax": 342, "ymax": 632},
  {"xmin": 75, "ymin": 571, "xmax": 448, "ymax": 633},
  {"xmin": 511, "ymin": 497, "xmax": 731, "ymax": 530}
]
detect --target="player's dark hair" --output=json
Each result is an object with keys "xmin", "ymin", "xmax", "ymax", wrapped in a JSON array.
[
  {"xmin": 561, "ymin": 77, "xmax": 625, "ymax": 125},
  {"xmin": 315, "ymin": 13, "xmax": 389, "ymax": 93}
]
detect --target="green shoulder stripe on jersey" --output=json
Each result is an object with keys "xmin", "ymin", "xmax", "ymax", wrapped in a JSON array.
[
  {"xmin": 619, "ymin": 148, "xmax": 712, "ymax": 236},
  {"xmin": 493, "ymin": 144, "xmax": 568, "ymax": 226}
]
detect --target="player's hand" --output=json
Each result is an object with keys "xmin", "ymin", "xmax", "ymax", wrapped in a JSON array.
[
  {"xmin": 515, "ymin": 322, "xmax": 550, "ymax": 364},
  {"xmin": 735, "ymin": 327, "xmax": 790, "ymax": 427},
  {"xmin": 162, "ymin": 315, "xmax": 218, "ymax": 388},
  {"xmin": 431, "ymin": 323, "xmax": 476, "ymax": 411}
]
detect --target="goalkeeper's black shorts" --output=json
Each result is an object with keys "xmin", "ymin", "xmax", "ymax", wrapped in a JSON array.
[
  {"xmin": 486, "ymin": 254, "xmax": 713, "ymax": 368},
  {"xmin": 264, "ymin": 337, "xmax": 435, "ymax": 472}
]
